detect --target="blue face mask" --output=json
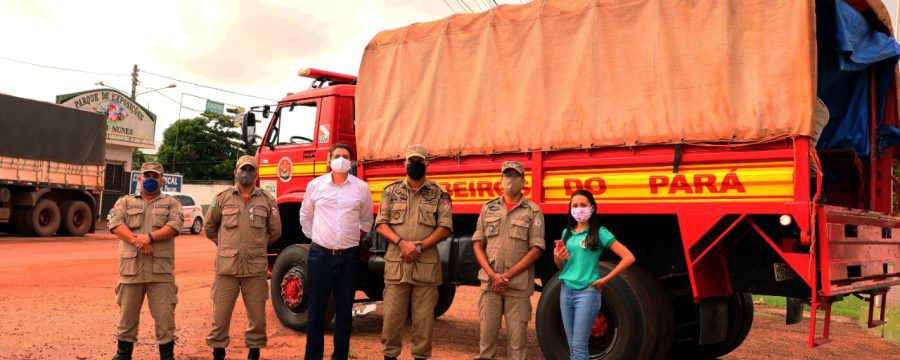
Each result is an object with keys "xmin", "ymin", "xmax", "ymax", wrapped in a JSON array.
[{"xmin": 142, "ymin": 178, "xmax": 160, "ymax": 193}]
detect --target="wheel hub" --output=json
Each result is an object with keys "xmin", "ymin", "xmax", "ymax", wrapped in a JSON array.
[
  {"xmin": 592, "ymin": 312, "xmax": 609, "ymax": 339},
  {"xmin": 280, "ymin": 268, "xmax": 304, "ymax": 308},
  {"xmin": 39, "ymin": 210, "xmax": 51, "ymax": 226}
]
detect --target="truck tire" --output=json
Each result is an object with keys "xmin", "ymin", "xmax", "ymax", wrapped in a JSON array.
[
  {"xmin": 709, "ymin": 292, "xmax": 753, "ymax": 357},
  {"xmin": 59, "ymin": 200, "xmax": 91, "ymax": 236},
  {"xmin": 433, "ymin": 283, "xmax": 456, "ymax": 318},
  {"xmin": 23, "ymin": 199, "xmax": 61, "ymax": 237},
  {"xmin": 270, "ymin": 244, "xmax": 335, "ymax": 332},
  {"xmin": 669, "ymin": 291, "xmax": 752, "ymax": 359},
  {"xmin": 536, "ymin": 265, "xmax": 649, "ymax": 360},
  {"xmin": 190, "ymin": 217, "xmax": 203, "ymax": 234},
  {"xmin": 10, "ymin": 207, "xmax": 28, "ymax": 235},
  {"xmin": 620, "ymin": 265, "xmax": 675, "ymax": 360}
]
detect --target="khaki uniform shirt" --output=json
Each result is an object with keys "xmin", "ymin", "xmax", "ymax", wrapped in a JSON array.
[
  {"xmin": 108, "ymin": 193, "xmax": 183, "ymax": 284},
  {"xmin": 375, "ymin": 179, "xmax": 453, "ymax": 286},
  {"xmin": 473, "ymin": 197, "xmax": 545, "ymax": 297},
  {"xmin": 205, "ymin": 187, "xmax": 282, "ymax": 277}
]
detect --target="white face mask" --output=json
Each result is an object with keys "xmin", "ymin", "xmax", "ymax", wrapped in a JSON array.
[
  {"xmin": 330, "ymin": 157, "xmax": 352, "ymax": 173},
  {"xmin": 570, "ymin": 206, "xmax": 594, "ymax": 223}
]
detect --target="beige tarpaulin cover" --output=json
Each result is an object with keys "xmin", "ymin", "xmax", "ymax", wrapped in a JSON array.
[{"xmin": 356, "ymin": 0, "xmax": 820, "ymax": 161}]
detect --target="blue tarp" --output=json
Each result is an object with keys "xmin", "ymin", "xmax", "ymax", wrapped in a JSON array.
[{"xmin": 816, "ymin": 0, "xmax": 900, "ymax": 158}]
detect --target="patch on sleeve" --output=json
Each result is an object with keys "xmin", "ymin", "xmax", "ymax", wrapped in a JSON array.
[
  {"xmin": 271, "ymin": 206, "xmax": 278, "ymax": 216},
  {"xmin": 441, "ymin": 193, "xmax": 452, "ymax": 210},
  {"xmin": 534, "ymin": 217, "xmax": 542, "ymax": 226}
]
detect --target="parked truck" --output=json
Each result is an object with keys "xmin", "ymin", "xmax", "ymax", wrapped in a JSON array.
[
  {"xmin": 0, "ymin": 93, "xmax": 105, "ymax": 237},
  {"xmin": 238, "ymin": 0, "xmax": 900, "ymax": 358}
]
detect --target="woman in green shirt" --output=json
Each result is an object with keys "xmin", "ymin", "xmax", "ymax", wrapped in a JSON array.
[{"xmin": 553, "ymin": 189, "xmax": 635, "ymax": 360}]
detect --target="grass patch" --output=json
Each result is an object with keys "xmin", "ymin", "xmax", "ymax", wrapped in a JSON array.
[{"xmin": 752, "ymin": 294, "xmax": 868, "ymax": 318}]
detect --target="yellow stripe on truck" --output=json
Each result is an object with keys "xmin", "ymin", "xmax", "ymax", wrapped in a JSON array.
[
  {"xmin": 258, "ymin": 162, "xmax": 327, "ymax": 177},
  {"xmin": 367, "ymin": 161, "xmax": 794, "ymax": 205}
]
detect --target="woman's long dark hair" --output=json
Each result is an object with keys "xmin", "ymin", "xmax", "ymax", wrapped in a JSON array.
[{"xmin": 563, "ymin": 189, "xmax": 600, "ymax": 251}]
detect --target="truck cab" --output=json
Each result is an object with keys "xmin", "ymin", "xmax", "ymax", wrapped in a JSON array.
[
  {"xmin": 251, "ymin": 69, "xmax": 358, "ymax": 256},
  {"xmin": 239, "ymin": 69, "xmax": 460, "ymax": 331}
]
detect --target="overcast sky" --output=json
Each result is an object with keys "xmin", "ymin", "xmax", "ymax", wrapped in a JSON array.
[
  {"xmin": 0, "ymin": 0, "xmax": 526, "ymax": 143},
  {"xmin": 1, "ymin": 0, "xmax": 898, "ymax": 145}
]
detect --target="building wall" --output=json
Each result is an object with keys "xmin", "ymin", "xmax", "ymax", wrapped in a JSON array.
[
  {"xmin": 182, "ymin": 183, "xmax": 234, "ymax": 207},
  {"xmin": 106, "ymin": 143, "xmax": 133, "ymax": 170}
]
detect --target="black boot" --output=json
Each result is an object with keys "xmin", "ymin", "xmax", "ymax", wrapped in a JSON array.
[
  {"xmin": 213, "ymin": 348, "xmax": 226, "ymax": 360},
  {"xmin": 111, "ymin": 340, "xmax": 133, "ymax": 360},
  {"xmin": 248, "ymin": 348, "xmax": 260, "ymax": 360},
  {"xmin": 159, "ymin": 341, "xmax": 174, "ymax": 360}
]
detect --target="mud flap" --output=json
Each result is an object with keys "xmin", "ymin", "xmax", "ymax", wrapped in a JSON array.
[
  {"xmin": 786, "ymin": 297, "xmax": 804, "ymax": 325},
  {"xmin": 699, "ymin": 297, "xmax": 728, "ymax": 345}
]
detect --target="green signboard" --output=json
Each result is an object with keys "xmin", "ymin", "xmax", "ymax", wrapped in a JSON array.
[{"xmin": 205, "ymin": 99, "xmax": 225, "ymax": 114}]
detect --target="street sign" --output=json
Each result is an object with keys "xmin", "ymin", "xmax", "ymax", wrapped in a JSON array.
[
  {"xmin": 205, "ymin": 99, "xmax": 225, "ymax": 114},
  {"xmin": 129, "ymin": 171, "xmax": 183, "ymax": 193}
]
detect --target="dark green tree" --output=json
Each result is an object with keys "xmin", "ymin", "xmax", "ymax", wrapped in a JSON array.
[
  {"xmin": 131, "ymin": 149, "xmax": 155, "ymax": 170},
  {"xmin": 156, "ymin": 111, "xmax": 256, "ymax": 180}
]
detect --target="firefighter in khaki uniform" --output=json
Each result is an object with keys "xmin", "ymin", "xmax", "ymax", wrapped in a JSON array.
[
  {"xmin": 204, "ymin": 155, "xmax": 282, "ymax": 360},
  {"xmin": 473, "ymin": 161, "xmax": 545, "ymax": 360},
  {"xmin": 376, "ymin": 144, "xmax": 453, "ymax": 360},
  {"xmin": 108, "ymin": 162, "xmax": 183, "ymax": 360}
]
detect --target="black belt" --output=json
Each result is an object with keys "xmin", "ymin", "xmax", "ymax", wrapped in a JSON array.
[{"xmin": 311, "ymin": 242, "xmax": 358, "ymax": 256}]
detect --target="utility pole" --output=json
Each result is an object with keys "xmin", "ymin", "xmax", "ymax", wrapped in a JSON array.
[{"xmin": 131, "ymin": 64, "xmax": 139, "ymax": 99}]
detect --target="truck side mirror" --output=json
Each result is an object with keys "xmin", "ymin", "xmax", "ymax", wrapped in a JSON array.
[
  {"xmin": 262, "ymin": 105, "xmax": 270, "ymax": 119},
  {"xmin": 239, "ymin": 112, "xmax": 257, "ymax": 144}
]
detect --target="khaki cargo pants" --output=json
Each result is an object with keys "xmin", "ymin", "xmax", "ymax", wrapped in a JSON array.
[
  {"xmin": 116, "ymin": 282, "xmax": 178, "ymax": 344},
  {"xmin": 475, "ymin": 290, "xmax": 532, "ymax": 360},
  {"xmin": 381, "ymin": 283, "xmax": 438, "ymax": 359},
  {"xmin": 206, "ymin": 274, "xmax": 269, "ymax": 348}
]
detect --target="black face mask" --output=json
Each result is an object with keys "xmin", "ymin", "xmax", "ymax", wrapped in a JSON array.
[
  {"xmin": 237, "ymin": 170, "xmax": 257, "ymax": 186},
  {"xmin": 406, "ymin": 162, "xmax": 426, "ymax": 180}
]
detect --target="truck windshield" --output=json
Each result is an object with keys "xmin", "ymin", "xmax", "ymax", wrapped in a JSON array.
[{"xmin": 267, "ymin": 102, "xmax": 317, "ymax": 146}]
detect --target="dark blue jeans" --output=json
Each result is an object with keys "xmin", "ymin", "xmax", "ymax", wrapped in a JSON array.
[{"xmin": 304, "ymin": 245, "xmax": 359, "ymax": 360}]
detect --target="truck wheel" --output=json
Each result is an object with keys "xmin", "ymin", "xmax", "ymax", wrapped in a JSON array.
[
  {"xmin": 709, "ymin": 292, "xmax": 753, "ymax": 357},
  {"xmin": 23, "ymin": 199, "xmax": 60, "ymax": 237},
  {"xmin": 669, "ymin": 291, "xmax": 752, "ymax": 359},
  {"xmin": 536, "ymin": 266, "xmax": 649, "ymax": 360},
  {"xmin": 270, "ymin": 244, "xmax": 335, "ymax": 332},
  {"xmin": 10, "ymin": 207, "xmax": 28, "ymax": 235},
  {"xmin": 190, "ymin": 217, "xmax": 203, "ymax": 234},
  {"xmin": 59, "ymin": 200, "xmax": 91, "ymax": 236},
  {"xmin": 619, "ymin": 265, "xmax": 675, "ymax": 360},
  {"xmin": 434, "ymin": 283, "xmax": 456, "ymax": 318}
]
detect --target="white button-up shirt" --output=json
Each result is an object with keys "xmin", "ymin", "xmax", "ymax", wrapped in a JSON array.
[{"xmin": 299, "ymin": 172, "xmax": 374, "ymax": 250}]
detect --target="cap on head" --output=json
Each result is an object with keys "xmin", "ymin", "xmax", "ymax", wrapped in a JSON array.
[
  {"xmin": 140, "ymin": 162, "xmax": 164, "ymax": 176},
  {"xmin": 235, "ymin": 155, "xmax": 257, "ymax": 170},
  {"xmin": 501, "ymin": 161, "xmax": 525, "ymax": 176},
  {"xmin": 405, "ymin": 144, "xmax": 428, "ymax": 162}
]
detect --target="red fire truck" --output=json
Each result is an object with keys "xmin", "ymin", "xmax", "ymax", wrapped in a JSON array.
[{"xmin": 239, "ymin": 1, "xmax": 900, "ymax": 358}]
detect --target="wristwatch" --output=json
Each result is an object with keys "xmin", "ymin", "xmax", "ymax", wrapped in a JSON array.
[{"xmin": 415, "ymin": 243, "xmax": 424, "ymax": 252}]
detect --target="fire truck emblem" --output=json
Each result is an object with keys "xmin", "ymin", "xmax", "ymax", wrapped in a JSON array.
[{"xmin": 277, "ymin": 157, "xmax": 292, "ymax": 182}]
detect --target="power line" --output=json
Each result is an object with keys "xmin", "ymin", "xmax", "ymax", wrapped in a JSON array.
[
  {"xmin": 141, "ymin": 69, "xmax": 279, "ymax": 102},
  {"xmin": 0, "ymin": 55, "xmax": 129, "ymax": 77},
  {"xmin": 442, "ymin": 0, "xmax": 457, "ymax": 13},
  {"xmin": 455, "ymin": 0, "xmax": 473, "ymax": 13}
]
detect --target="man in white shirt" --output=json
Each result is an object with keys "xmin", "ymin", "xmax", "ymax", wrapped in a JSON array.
[{"xmin": 299, "ymin": 143, "xmax": 374, "ymax": 360}]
